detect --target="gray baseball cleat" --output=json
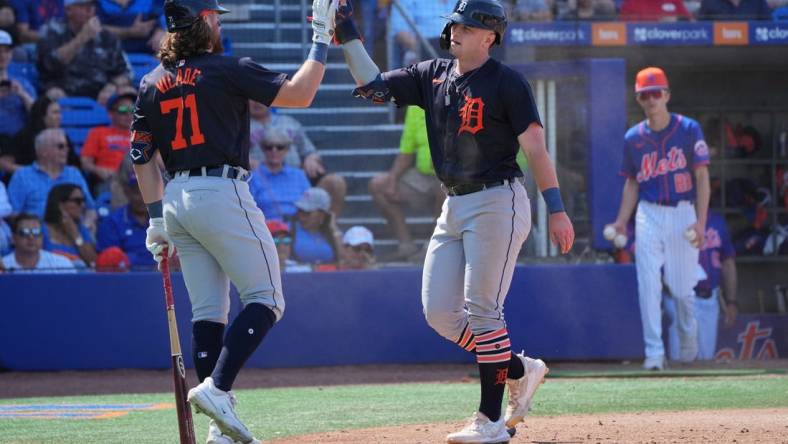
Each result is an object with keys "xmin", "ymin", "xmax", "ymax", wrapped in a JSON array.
[
  {"xmin": 188, "ymin": 377, "xmax": 255, "ymax": 444},
  {"xmin": 504, "ymin": 352, "xmax": 549, "ymax": 428}
]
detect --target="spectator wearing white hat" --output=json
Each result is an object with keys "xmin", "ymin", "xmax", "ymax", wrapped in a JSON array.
[
  {"xmin": 291, "ymin": 187, "xmax": 343, "ymax": 265},
  {"xmin": 0, "ymin": 29, "xmax": 35, "ymax": 140},
  {"xmin": 340, "ymin": 225, "xmax": 376, "ymax": 270}
]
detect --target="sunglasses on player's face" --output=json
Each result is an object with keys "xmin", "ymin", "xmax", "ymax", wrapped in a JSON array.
[
  {"xmin": 637, "ymin": 90, "xmax": 665, "ymax": 101},
  {"xmin": 16, "ymin": 227, "xmax": 42, "ymax": 238},
  {"xmin": 263, "ymin": 144, "xmax": 288, "ymax": 152},
  {"xmin": 274, "ymin": 236, "xmax": 292, "ymax": 245}
]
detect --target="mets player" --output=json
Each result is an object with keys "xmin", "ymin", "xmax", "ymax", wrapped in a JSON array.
[
  {"xmin": 130, "ymin": 0, "xmax": 337, "ymax": 442},
  {"xmin": 333, "ymin": 1, "xmax": 574, "ymax": 442},
  {"xmin": 606, "ymin": 67, "xmax": 711, "ymax": 371},
  {"xmin": 665, "ymin": 210, "xmax": 738, "ymax": 360}
]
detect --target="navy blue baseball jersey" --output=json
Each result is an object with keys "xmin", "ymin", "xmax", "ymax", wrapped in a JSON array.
[
  {"xmin": 620, "ymin": 114, "xmax": 710, "ymax": 205},
  {"xmin": 382, "ymin": 58, "xmax": 541, "ymax": 187},
  {"xmin": 697, "ymin": 211, "xmax": 735, "ymax": 292},
  {"xmin": 130, "ymin": 54, "xmax": 287, "ymax": 171}
]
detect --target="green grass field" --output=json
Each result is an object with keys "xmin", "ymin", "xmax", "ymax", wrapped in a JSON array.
[{"xmin": 1, "ymin": 374, "xmax": 787, "ymax": 443}]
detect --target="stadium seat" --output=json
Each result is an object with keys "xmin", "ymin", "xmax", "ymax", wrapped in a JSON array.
[
  {"xmin": 59, "ymin": 97, "xmax": 110, "ymax": 127},
  {"xmin": 64, "ymin": 127, "xmax": 92, "ymax": 155},
  {"xmin": 8, "ymin": 62, "xmax": 39, "ymax": 91},
  {"xmin": 127, "ymin": 53, "xmax": 159, "ymax": 88},
  {"xmin": 774, "ymin": 7, "xmax": 788, "ymax": 21}
]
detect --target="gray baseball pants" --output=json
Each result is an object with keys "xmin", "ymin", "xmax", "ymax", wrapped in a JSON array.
[
  {"xmin": 163, "ymin": 174, "xmax": 285, "ymax": 324},
  {"xmin": 422, "ymin": 179, "xmax": 531, "ymax": 340}
]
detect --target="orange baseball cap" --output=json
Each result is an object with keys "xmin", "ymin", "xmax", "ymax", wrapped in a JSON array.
[{"xmin": 635, "ymin": 67, "xmax": 669, "ymax": 93}]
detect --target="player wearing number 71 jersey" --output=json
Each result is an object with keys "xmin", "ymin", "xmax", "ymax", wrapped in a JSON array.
[
  {"xmin": 129, "ymin": 0, "xmax": 338, "ymax": 442},
  {"xmin": 607, "ymin": 67, "xmax": 711, "ymax": 371}
]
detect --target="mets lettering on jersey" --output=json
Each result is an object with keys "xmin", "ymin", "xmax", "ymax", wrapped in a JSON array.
[{"xmin": 621, "ymin": 113, "xmax": 709, "ymax": 205}]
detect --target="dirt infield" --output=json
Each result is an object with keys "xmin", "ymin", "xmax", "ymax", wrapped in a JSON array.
[{"xmin": 269, "ymin": 408, "xmax": 788, "ymax": 443}]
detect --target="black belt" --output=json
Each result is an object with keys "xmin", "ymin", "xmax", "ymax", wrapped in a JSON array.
[
  {"xmin": 170, "ymin": 165, "xmax": 250, "ymax": 181},
  {"xmin": 696, "ymin": 287, "xmax": 713, "ymax": 299},
  {"xmin": 443, "ymin": 179, "xmax": 509, "ymax": 196}
]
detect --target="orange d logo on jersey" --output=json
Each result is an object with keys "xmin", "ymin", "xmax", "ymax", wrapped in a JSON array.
[{"xmin": 458, "ymin": 95, "xmax": 485, "ymax": 135}]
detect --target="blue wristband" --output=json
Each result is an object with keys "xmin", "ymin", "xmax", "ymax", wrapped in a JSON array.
[
  {"xmin": 146, "ymin": 200, "xmax": 163, "ymax": 218},
  {"xmin": 542, "ymin": 187, "xmax": 565, "ymax": 214},
  {"xmin": 307, "ymin": 42, "xmax": 328, "ymax": 65}
]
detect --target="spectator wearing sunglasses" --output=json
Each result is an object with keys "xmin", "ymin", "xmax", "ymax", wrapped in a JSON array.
[
  {"xmin": 249, "ymin": 100, "xmax": 347, "ymax": 215},
  {"xmin": 7, "ymin": 128, "xmax": 95, "ymax": 218},
  {"xmin": 80, "ymin": 90, "xmax": 136, "ymax": 194},
  {"xmin": 266, "ymin": 218, "xmax": 311, "ymax": 273},
  {"xmin": 2, "ymin": 213, "xmax": 76, "ymax": 272},
  {"xmin": 249, "ymin": 127, "xmax": 311, "ymax": 222},
  {"xmin": 340, "ymin": 225, "xmax": 376, "ymax": 270},
  {"xmin": 41, "ymin": 182, "xmax": 96, "ymax": 267}
]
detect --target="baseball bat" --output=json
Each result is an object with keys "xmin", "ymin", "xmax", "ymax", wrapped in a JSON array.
[{"xmin": 160, "ymin": 254, "xmax": 197, "ymax": 444}]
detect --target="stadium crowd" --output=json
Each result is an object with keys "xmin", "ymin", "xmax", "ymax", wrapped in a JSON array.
[{"xmin": 0, "ymin": 0, "xmax": 786, "ymax": 274}]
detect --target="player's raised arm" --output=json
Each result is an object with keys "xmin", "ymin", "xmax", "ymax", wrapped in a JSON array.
[
  {"xmin": 333, "ymin": 0, "xmax": 381, "ymax": 86},
  {"xmin": 518, "ymin": 123, "xmax": 575, "ymax": 254},
  {"xmin": 271, "ymin": 0, "xmax": 337, "ymax": 108}
]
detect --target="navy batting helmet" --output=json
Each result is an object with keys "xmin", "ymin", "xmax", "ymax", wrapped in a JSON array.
[
  {"xmin": 440, "ymin": 0, "xmax": 507, "ymax": 50},
  {"xmin": 164, "ymin": 0, "xmax": 229, "ymax": 33}
]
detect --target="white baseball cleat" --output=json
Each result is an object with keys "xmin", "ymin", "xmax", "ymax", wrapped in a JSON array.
[
  {"xmin": 446, "ymin": 412, "xmax": 511, "ymax": 443},
  {"xmin": 207, "ymin": 419, "xmax": 263, "ymax": 444},
  {"xmin": 188, "ymin": 377, "xmax": 255, "ymax": 444},
  {"xmin": 504, "ymin": 353, "xmax": 548, "ymax": 428}
]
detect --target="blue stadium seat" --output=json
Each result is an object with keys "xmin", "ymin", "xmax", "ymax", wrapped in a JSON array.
[
  {"xmin": 64, "ymin": 127, "xmax": 92, "ymax": 155},
  {"xmin": 127, "ymin": 53, "xmax": 160, "ymax": 88},
  {"xmin": 774, "ymin": 6, "xmax": 788, "ymax": 21},
  {"xmin": 59, "ymin": 96, "xmax": 110, "ymax": 127},
  {"xmin": 8, "ymin": 62, "xmax": 39, "ymax": 90}
]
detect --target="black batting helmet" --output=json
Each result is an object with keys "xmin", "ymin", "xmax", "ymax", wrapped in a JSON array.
[
  {"xmin": 164, "ymin": 0, "xmax": 229, "ymax": 33},
  {"xmin": 439, "ymin": 0, "xmax": 507, "ymax": 50}
]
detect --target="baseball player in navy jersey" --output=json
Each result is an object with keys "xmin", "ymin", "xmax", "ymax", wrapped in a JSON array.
[
  {"xmin": 606, "ymin": 67, "xmax": 711, "ymax": 371},
  {"xmin": 333, "ymin": 1, "xmax": 574, "ymax": 442},
  {"xmin": 129, "ymin": 0, "xmax": 337, "ymax": 442},
  {"xmin": 665, "ymin": 210, "xmax": 738, "ymax": 360}
]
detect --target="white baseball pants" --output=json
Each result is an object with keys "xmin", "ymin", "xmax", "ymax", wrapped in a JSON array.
[
  {"xmin": 636, "ymin": 200, "xmax": 700, "ymax": 362},
  {"xmin": 665, "ymin": 289, "xmax": 720, "ymax": 360}
]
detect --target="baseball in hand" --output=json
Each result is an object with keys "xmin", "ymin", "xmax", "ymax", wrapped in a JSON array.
[
  {"xmin": 614, "ymin": 233, "xmax": 628, "ymax": 249},
  {"xmin": 603, "ymin": 225, "xmax": 617, "ymax": 241},
  {"xmin": 684, "ymin": 228, "xmax": 697, "ymax": 242}
]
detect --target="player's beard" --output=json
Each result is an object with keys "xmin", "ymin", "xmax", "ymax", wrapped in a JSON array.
[{"xmin": 210, "ymin": 27, "xmax": 224, "ymax": 55}]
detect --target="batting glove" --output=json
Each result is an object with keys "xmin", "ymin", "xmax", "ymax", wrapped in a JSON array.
[
  {"xmin": 311, "ymin": 0, "xmax": 337, "ymax": 45},
  {"xmin": 146, "ymin": 217, "xmax": 174, "ymax": 265}
]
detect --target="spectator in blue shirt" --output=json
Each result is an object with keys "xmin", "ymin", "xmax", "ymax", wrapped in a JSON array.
[
  {"xmin": 699, "ymin": 0, "xmax": 772, "ymax": 19},
  {"xmin": 0, "ymin": 30, "xmax": 34, "ymax": 139},
  {"xmin": 96, "ymin": 158, "xmax": 153, "ymax": 269},
  {"xmin": 7, "ymin": 128, "xmax": 95, "ymax": 219},
  {"xmin": 41, "ymin": 182, "xmax": 96, "ymax": 267},
  {"xmin": 249, "ymin": 127, "xmax": 311, "ymax": 222},
  {"xmin": 98, "ymin": 0, "xmax": 165, "ymax": 54},
  {"xmin": 11, "ymin": 0, "xmax": 64, "ymax": 43},
  {"xmin": 291, "ymin": 187, "xmax": 343, "ymax": 265}
]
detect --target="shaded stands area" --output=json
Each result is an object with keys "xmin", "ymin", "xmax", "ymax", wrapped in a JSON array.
[{"xmin": 221, "ymin": 0, "xmax": 427, "ymax": 258}]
